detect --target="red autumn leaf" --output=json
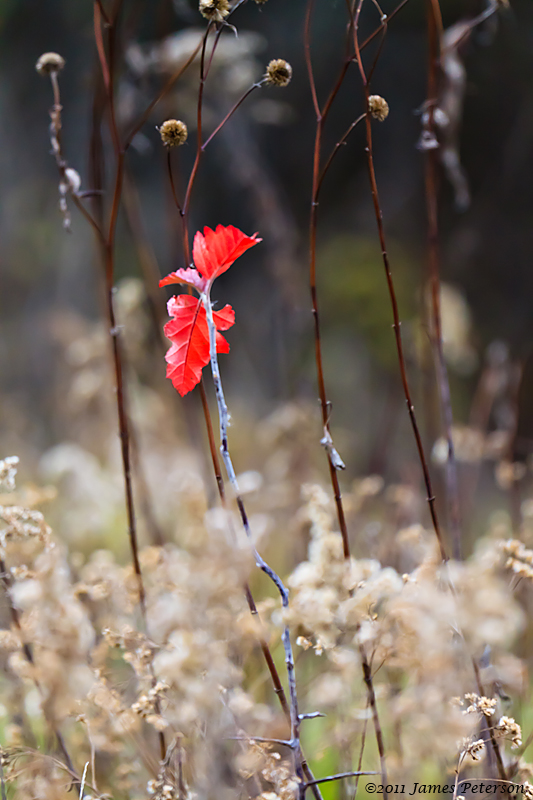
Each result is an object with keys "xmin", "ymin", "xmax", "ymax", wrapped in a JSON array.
[
  {"xmin": 159, "ymin": 267, "xmax": 207, "ymax": 293},
  {"xmin": 192, "ymin": 224, "xmax": 261, "ymax": 283},
  {"xmin": 160, "ymin": 224, "xmax": 260, "ymax": 396},
  {"xmin": 163, "ymin": 295, "xmax": 235, "ymax": 396}
]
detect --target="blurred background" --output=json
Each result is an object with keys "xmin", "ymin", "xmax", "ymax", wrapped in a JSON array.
[{"xmin": 1, "ymin": 0, "xmax": 533, "ymax": 548}]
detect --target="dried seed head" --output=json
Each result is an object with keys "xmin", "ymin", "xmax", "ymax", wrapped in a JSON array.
[
  {"xmin": 199, "ymin": 0, "xmax": 230, "ymax": 21},
  {"xmin": 265, "ymin": 59, "xmax": 292, "ymax": 88},
  {"xmin": 36, "ymin": 52, "xmax": 65, "ymax": 76},
  {"xmin": 158, "ymin": 119, "xmax": 188, "ymax": 147},
  {"xmin": 368, "ymin": 94, "xmax": 389, "ymax": 121},
  {"xmin": 496, "ymin": 716, "xmax": 522, "ymax": 748}
]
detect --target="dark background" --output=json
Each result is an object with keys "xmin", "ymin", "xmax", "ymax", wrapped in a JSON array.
[{"xmin": 1, "ymin": 0, "xmax": 533, "ymax": 496}]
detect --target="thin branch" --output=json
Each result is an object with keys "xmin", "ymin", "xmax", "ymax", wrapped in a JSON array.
[
  {"xmin": 352, "ymin": 0, "xmax": 448, "ymax": 562},
  {"xmin": 352, "ymin": 700, "xmax": 370, "ymax": 799},
  {"xmin": 424, "ymin": 0, "xmax": 462, "ymax": 559},
  {"xmin": 167, "ymin": 149, "xmax": 184, "ymax": 217},
  {"xmin": 305, "ymin": 771, "xmax": 377, "ymax": 788},
  {"xmin": 0, "ymin": 559, "xmax": 80, "ymax": 785},
  {"xmin": 182, "ymin": 26, "xmax": 211, "ymax": 218},
  {"xmin": 316, "ymin": 113, "xmax": 366, "ymax": 195},
  {"xmin": 125, "ymin": 39, "xmax": 203, "ymax": 147},
  {"xmin": 472, "ymin": 659, "xmax": 508, "ymax": 783},
  {"xmin": 305, "ymin": 0, "xmax": 356, "ymax": 560},
  {"xmin": 359, "ymin": 642, "xmax": 388, "ymax": 800},
  {"xmin": 90, "ymin": 4, "xmax": 167, "ymax": 760},
  {"xmin": 202, "ymin": 82, "xmax": 263, "ymax": 151}
]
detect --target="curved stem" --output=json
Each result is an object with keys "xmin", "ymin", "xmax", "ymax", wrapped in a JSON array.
[
  {"xmin": 352, "ymin": 0, "xmax": 448, "ymax": 562},
  {"xmin": 202, "ymin": 82, "xmax": 263, "ymax": 151}
]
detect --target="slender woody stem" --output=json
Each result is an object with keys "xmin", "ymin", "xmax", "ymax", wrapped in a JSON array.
[
  {"xmin": 304, "ymin": 771, "xmax": 377, "ymax": 788},
  {"xmin": 359, "ymin": 643, "xmax": 388, "ymax": 800},
  {"xmin": 202, "ymin": 82, "xmax": 263, "ymax": 151},
  {"xmin": 305, "ymin": 0, "xmax": 355, "ymax": 560},
  {"xmin": 424, "ymin": 0, "xmax": 462, "ymax": 559},
  {"xmin": 352, "ymin": 0, "xmax": 448, "ymax": 562}
]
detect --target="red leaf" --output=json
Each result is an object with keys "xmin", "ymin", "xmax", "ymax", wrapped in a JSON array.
[
  {"xmin": 192, "ymin": 224, "xmax": 261, "ymax": 283},
  {"xmin": 159, "ymin": 268, "xmax": 207, "ymax": 293},
  {"xmin": 163, "ymin": 295, "xmax": 235, "ymax": 396}
]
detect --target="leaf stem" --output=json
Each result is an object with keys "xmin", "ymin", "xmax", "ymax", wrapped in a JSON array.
[{"xmin": 202, "ymin": 288, "xmax": 306, "ymax": 796}]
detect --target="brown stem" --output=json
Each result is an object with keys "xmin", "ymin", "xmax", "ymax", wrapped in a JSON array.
[
  {"xmin": 182, "ymin": 25, "xmax": 211, "ymax": 218},
  {"xmin": 472, "ymin": 660, "xmax": 508, "ymax": 782},
  {"xmin": 0, "ymin": 558, "xmax": 79, "ymax": 783},
  {"xmin": 424, "ymin": 0, "xmax": 462, "ymax": 559},
  {"xmin": 202, "ymin": 82, "xmax": 263, "ymax": 151},
  {"xmin": 167, "ymin": 149, "xmax": 184, "ymax": 217},
  {"xmin": 359, "ymin": 643, "xmax": 388, "ymax": 799},
  {"xmin": 92, "ymin": 4, "xmax": 167, "ymax": 761},
  {"xmin": 125, "ymin": 39, "xmax": 203, "ymax": 148},
  {"xmin": 316, "ymin": 113, "xmax": 366, "ymax": 195},
  {"xmin": 305, "ymin": 0, "xmax": 355, "ymax": 560},
  {"xmin": 303, "ymin": 0, "xmax": 409, "ymax": 558},
  {"xmin": 352, "ymin": 0, "xmax": 448, "ymax": 562}
]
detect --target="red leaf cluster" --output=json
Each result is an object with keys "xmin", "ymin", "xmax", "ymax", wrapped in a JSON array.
[{"xmin": 160, "ymin": 225, "xmax": 261, "ymax": 396}]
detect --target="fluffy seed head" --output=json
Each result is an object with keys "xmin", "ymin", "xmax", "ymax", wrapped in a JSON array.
[
  {"xmin": 265, "ymin": 59, "xmax": 292, "ymax": 88},
  {"xmin": 158, "ymin": 119, "xmax": 188, "ymax": 148},
  {"xmin": 36, "ymin": 52, "xmax": 65, "ymax": 76},
  {"xmin": 368, "ymin": 95, "xmax": 389, "ymax": 121},
  {"xmin": 199, "ymin": 0, "xmax": 230, "ymax": 21}
]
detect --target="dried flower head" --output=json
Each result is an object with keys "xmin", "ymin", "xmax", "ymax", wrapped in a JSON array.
[
  {"xmin": 265, "ymin": 59, "xmax": 292, "ymax": 88},
  {"xmin": 35, "ymin": 52, "xmax": 65, "ymax": 76},
  {"xmin": 368, "ymin": 95, "xmax": 389, "ymax": 121},
  {"xmin": 158, "ymin": 119, "xmax": 188, "ymax": 148},
  {"xmin": 199, "ymin": 0, "xmax": 230, "ymax": 21},
  {"xmin": 503, "ymin": 539, "xmax": 533, "ymax": 580},
  {"xmin": 464, "ymin": 738, "xmax": 486, "ymax": 762},
  {"xmin": 0, "ymin": 457, "xmax": 19, "ymax": 492},
  {"xmin": 523, "ymin": 783, "xmax": 533, "ymax": 800},
  {"xmin": 463, "ymin": 693, "xmax": 497, "ymax": 717},
  {"xmin": 496, "ymin": 716, "xmax": 522, "ymax": 748}
]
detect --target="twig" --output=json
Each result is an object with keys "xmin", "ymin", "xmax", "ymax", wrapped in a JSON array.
[
  {"xmin": 0, "ymin": 558, "xmax": 80, "ymax": 784},
  {"xmin": 472, "ymin": 659, "xmax": 508, "ymax": 783},
  {"xmin": 351, "ymin": 700, "xmax": 370, "ymax": 799},
  {"xmin": 303, "ymin": 0, "xmax": 411, "ymax": 558},
  {"xmin": 304, "ymin": 770, "xmax": 377, "ymax": 788},
  {"xmin": 352, "ymin": 0, "xmax": 448, "ymax": 562},
  {"xmin": 202, "ymin": 81, "xmax": 264, "ymax": 151},
  {"xmin": 305, "ymin": 0, "xmax": 357, "ymax": 559},
  {"xmin": 91, "ymin": 2, "xmax": 167, "ymax": 760},
  {"xmin": 359, "ymin": 642, "xmax": 388, "ymax": 800},
  {"xmin": 125, "ymin": 40, "xmax": 203, "ymax": 148},
  {"xmin": 93, "ymin": 2, "xmax": 147, "ymax": 617},
  {"xmin": 424, "ymin": 0, "xmax": 462, "ymax": 559}
]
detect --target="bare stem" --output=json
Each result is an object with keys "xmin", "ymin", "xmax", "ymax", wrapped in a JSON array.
[
  {"xmin": 472, "ymin": 659, "xmax": 508, "ymax": 782},
  {"xmin": 424, "ymin": 0, "xmax": 462, "ymax": 559},
  {"xmin": 202, "ymin": 82, "xmax": 264, "ymax": 151},
  {"xmin": 352, "ymin": 0, "xmax": 448, "ymax": 562},
  {"xmin": 304, "ymin": 771, "xmax": 377, "ymax": 788},
  {"xmin": 305, "ymin": 0, "xmax": 356, "ymax": 560},
  {"xmin": 359, "ymin": 643, "xmax": 388, "ymax": 799},
  {"xmin": 92, "ymin": 3, "xmax": 167, "ymax": 760},
  {"xmin": 202, "ymin": 289, "xmax": 306, "ymax": 795},
  {"xmin": 0, "ymin": 559, "xmax": 80, "ymax": 784}
]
